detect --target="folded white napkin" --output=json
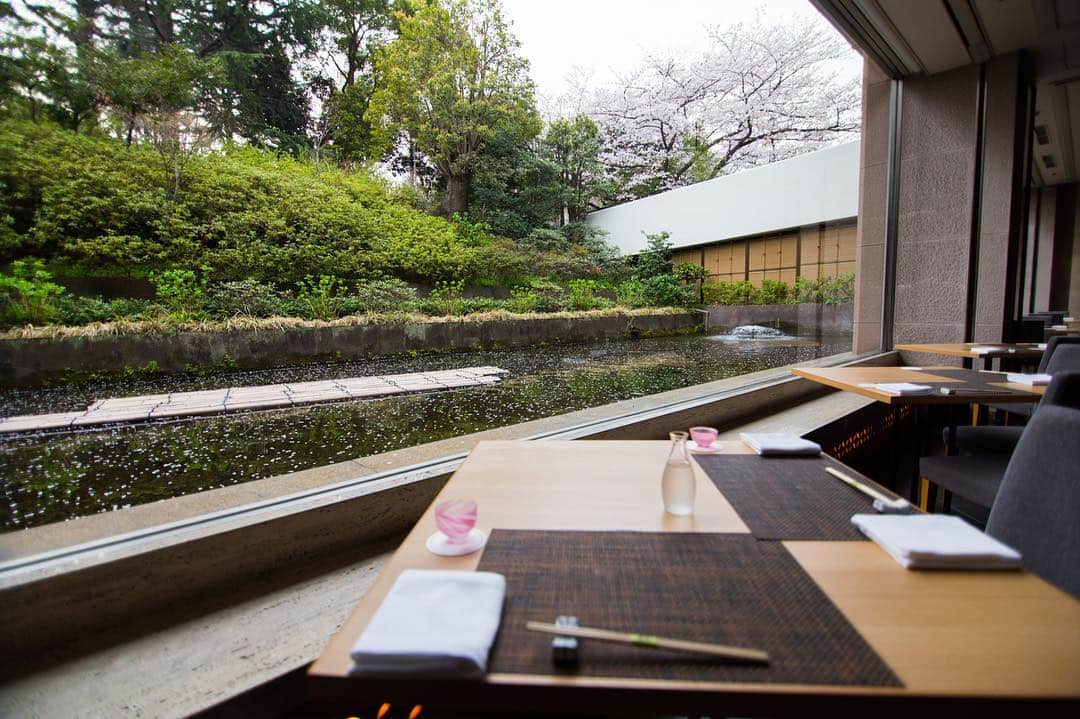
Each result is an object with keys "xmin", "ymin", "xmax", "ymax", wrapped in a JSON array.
[
  {"xmin": 852, "ymin": 514, "xmax": 1021, "ymax": 570},
  {"xmin": 1006, "ymin": 373, "xmax": 1052, "ymax": 386},
  {"xmin": 351, "ymin": 569, "xmax": 506, "ymax": 678},
  {"xmin": 863, "ymin": 382, "xmax": 934, "ymax": 396},
  {"xmin": 1038, "ymin": 343, "xmax": 1048, "ymax": 350},
  {"xmin": 739, "ymin": 432, "xmax": 821, "ymax": 456},
  {"xmin": 968, "ymin": 346, "xmax": 999, "ymax": 355},
  {"xmin": 1052, "ymin": 324, "xmax": 1068, "ymax": 330}
]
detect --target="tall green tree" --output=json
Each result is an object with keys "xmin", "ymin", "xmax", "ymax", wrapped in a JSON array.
[
  {"xmin": 367, "ymin": 0, "xmax": 539, "ymax": 217},
  {"xmin": 539, "ymin": 115, "xmax": 612, "ymax": 224},
  {"xmin": 321, "ymin": 0, "xmax": 398, "ymax": 163}
]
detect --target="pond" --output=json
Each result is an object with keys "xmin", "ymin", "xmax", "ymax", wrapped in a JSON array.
[{"xmin": 0, "ymin": 331, "xmax": 851, "ymax": 531}]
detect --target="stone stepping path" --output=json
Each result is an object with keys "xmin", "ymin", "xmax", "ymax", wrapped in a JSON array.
[{"xmin": 0, "ymin": 366, "xmax": 509, "ymax": 435}]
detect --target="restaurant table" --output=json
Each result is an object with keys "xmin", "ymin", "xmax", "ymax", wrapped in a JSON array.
[
  {"xmin": 894, "ymin": 342, "xmax": 1044, "ymax": 371},
  {"xmin": 306, "ymin": 440, "xmax": 1080, "ymax": 716},
  {"xmin": 789, "ymin": 366, "xmax": 1046, "ymax": 405},
  {"xmin": 790, "ymin": 366, "xmax": 1044, "ymax": 505}
]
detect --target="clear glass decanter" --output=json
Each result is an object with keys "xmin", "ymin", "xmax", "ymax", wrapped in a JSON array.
[{"xmin": 662, "ymin": 431, "xmax": 695, "ymax": 515}]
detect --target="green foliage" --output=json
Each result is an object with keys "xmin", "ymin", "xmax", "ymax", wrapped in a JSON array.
[
  {"xmin": 346, "ymin": 277, "xmax": 418, "ymax": 313},
  {"xmin": 205, "ymin": 279, "xmax": 287, "ymax": 319},
  {"xmin": 702, "ymin": 274, "xmax": 855, "ymax": 306},
  {"xmin": 639, "ymin": 274, "xmax": 696, "ymax": 307},
  {"xmin": 794, "ymin": 273, "xmax": 855, "ymax": 305},
  {"xmin": 0, "ymin": 258, "xmax": 64, "ymax": 324},
  {"xmin": 368, "ymin": 0, "xmax": 540, "ymax": 216},
  {"xmin": 295, "ymin": 274, "xmax": 345, "ymax": 321},
  {"xmin": 567, "ymin": 279, "xmax": 614, "ymax": 311},
  {"xmin": 54, "ymin": 295, "xmax": 159, "ymax": 325},
  {"xmin": 702, "ymin": 280, "xmax": 755, "ymax": 305},
  {"xmin": 0, "ymin": 120, "xmax": 493, "ymax": 284},
  {"xmin": 150, "ymin": 267, "xmax": 210, "ymax": 315},
  {"xmin": 635, "ymin": 231, "xmax": 674, "ymax": 278},
  {"xmin": 539, "ymin": 115, "xmax": 613, "ymax": 223},
  {"xmin": 758, "ymin": 278, "xmax": 790, "ymax": 304},
  {"xmin": 427, "ymin": 279, "xmax": 467, "ymax": 316}
]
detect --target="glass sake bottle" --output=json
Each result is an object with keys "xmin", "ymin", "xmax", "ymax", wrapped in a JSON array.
[{"xmin": 662, "ymin": 431, "xmax": 695, "ymax": 515}]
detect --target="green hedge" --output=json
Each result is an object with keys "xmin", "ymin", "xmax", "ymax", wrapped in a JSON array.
[
  {"xmin": 0, "ymin": 120, "xmax": 486, "ymax": 284},
  {"xmin": 702, "ymin": 274, "xmax": 854, "ymax": 306}
]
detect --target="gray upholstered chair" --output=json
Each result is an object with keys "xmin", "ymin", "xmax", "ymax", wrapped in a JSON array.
[
  {"xmin": 922, "ymin": 372, "xmax": 1080, "ymax": 513},
  {"xmin": 959, "ymin": 336, "xmax": 1080, "ymax": 445},
  {"xmin": 986, "ymin": 402, "xmax": 1080, "ymax": 598}
]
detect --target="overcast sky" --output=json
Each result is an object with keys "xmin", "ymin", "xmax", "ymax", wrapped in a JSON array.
[{"xmin": 500, "ymin": 0, "xmax": 863, "ymax": 107}]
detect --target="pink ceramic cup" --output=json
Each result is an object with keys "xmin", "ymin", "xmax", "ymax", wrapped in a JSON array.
[
  {"xmin": 689, "ymin": 426, "xmax": 719, "ymax": 448},
  {"xmin": 434, "ymin": 499, "xmax": 478, "ymax": 544}
]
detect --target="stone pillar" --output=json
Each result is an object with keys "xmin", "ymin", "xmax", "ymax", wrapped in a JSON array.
[
  {"xmin": 893, "ymin": 64, "xmax": 980, "ymax": 362},
  {"xmin": 972, "ymin": 54, "xmax": 1025, "ymax": 342},
  {"xmin": 852, "ymin": 58, "xmax": 890, "ymax": 354}
]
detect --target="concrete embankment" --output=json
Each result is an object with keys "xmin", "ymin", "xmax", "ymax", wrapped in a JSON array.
[
  {"xmin": 705, "ymin": 303, "xmax": 852, "ymax": 335},
  {"xmin": 0, "ymin": 311, "xmax": 700, "ymax": 386}
]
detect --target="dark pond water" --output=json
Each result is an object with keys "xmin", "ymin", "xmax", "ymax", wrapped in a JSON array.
[{"xmin": 0, "ymin": 331, "xmax": 850, "ymax": 531}]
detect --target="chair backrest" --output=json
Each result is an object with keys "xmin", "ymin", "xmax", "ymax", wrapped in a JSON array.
[
  {"xmin": 1007, "ymin": 319, "xmax": 1046, "ymax": 342},
  {"xmin": 1042, "ymin": 370, "xmax": 1080, "ymax": 410},
  {"xmin": 1043, "ymin": 343, "xmax": 1080, "ymax": 374},
  {"xmin": 1038, "ymin": 336, "xmax": 1080, "ymax": 372},
  {"xmin": 1024, "ymin": 311, "xmax": 1066, "ymax": 326},
  {"xmin": 986, "ymin": 404, "xmax": 1080, "ymax": 598}
]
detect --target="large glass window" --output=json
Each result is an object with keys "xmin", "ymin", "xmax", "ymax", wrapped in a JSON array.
[{"xmin": 0, "ymin": 0, "xmax": 863, "ymax": 544}]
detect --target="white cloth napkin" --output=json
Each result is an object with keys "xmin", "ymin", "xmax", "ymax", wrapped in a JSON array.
[
  {"xmin": 968, "ymin": 346, "xmax": 1000, "ymax": 355},
  {"xmin": 1052, "ymin": 324, "xmax": 1068, "ymax": 330},
  {"xmin": 739, "ymin": 432, "xmax": 821, "ymax": 456},
  {"xmin": 351, "ymin": 569, "xmax": 506, "ymax": 677},
  {"xmin": 863, "ymin": 382, "xmax": 934, "ymax": 396},
  {"xmin": 852, "ymin": 514, "xmax": 1021, "ymax": 570},
  {"xmin": 1006, "ymin": 373, "xmax": 1052, "ymax": 386},
  {"xmin": 1038, "ymin": 343, "xmax": 1048, "ymax": 350}
]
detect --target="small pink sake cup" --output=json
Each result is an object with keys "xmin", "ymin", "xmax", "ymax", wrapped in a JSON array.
[
  {"xmin": 689, "ymin": 426, "xmax": 719, "ymax": 448},
  {"xmin": 434, "ymin": 499, "xmax": 478, "ymax": 543}
]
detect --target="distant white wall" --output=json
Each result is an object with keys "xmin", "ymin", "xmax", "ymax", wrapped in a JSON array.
[{"xmin": 586, "ymin": 141, "xmax": 860, "ymax": 255}]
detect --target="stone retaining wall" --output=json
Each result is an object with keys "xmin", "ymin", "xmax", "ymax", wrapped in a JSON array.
[
  {"xmin": 0, "ymin": 312, "xmax": 700, "ymax": 386},
  {"xmin": 705, "ymin": 303, "xmax": 853, "ymax": 335}
]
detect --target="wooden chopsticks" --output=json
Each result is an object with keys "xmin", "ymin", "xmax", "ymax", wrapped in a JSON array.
[{"xmin": 525, "ymin": 621, "xmax": 770, "ymax": 664}]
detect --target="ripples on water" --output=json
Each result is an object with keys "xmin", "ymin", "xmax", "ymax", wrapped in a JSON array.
[{"xmin": 1, "ymin": 332, "xmax": 850, "ymax": 530}]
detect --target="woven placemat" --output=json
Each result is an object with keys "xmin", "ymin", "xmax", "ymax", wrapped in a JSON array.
[
  {"xmin": 477, "ymin": 530, "xmax": 901, "ymax": 687},
  {"xmin": 693, "ymin": 454, "xmax": 900, "ymax": 540}
]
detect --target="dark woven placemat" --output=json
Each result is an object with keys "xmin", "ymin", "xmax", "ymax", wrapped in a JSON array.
[
  {"xmin": 477, "ymin": 530, "xmax": 901, "ymax": 687},
  {"xmin": 694, "ymin": 454, "xmax": 902, "ymax": 540}
]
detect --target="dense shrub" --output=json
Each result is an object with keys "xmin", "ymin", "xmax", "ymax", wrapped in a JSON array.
[
  {"xmin": 702, "ymin": 274, "xmax": 855, "ymax": 306},
  {"xmin": 205, "ymin": 280, "xmax": 288, "ymax": 319},
  {"xmin": 347, "ymin": 277, "xmax": 418, "ymax": 314},
  {"xmin": 794, "ymin": 274, "xmax": 855, "ymax": 305},
  {"xmin": 0, "ymin": 258, "xmax": 64, "ymax": 324},
  {"xmin": 567, "ymin": 279, "xmax": 614, "ymax": 311},
  {"xmin": 0, "ymin": 120, "xmax": 494, "ymax": 284},
  {"xmin": 758, "ymin": 279, "xmax": 790, "ymax": 304},
  {"xmin": 54, "ymin": 295, "xmax": 160, "ymax": 324}
]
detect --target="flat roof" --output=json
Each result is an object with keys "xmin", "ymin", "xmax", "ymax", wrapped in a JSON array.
[{"xmin": 587, "ymin": 141, "xmax": 860, "ymax": 255}]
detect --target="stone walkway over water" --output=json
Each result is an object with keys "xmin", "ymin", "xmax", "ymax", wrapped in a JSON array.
[{"xmin": 0, "ymin": 366, "xmax": 509, "ymax": 434}]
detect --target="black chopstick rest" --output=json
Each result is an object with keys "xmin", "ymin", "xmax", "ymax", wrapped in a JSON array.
[{"xmin": 552, "ymin": 615, "xmax": 580, "ymax": 666}]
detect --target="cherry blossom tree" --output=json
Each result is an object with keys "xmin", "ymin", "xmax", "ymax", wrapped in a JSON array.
[{"xmin": 586, "ymin": 16, "xmax": 860, "ymax": 201}]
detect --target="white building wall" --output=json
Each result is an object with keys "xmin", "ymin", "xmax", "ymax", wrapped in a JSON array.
[{"xmin": 586, "ymin": 141, "xmax": 860, "ymax": 255}]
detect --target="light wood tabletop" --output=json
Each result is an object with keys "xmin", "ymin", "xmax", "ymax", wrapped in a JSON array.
[
  {"xmin": 307, "ymin": 440, "xmax": 1080, "ymax": 714},
  {"xmin": 895, "ymin": 342, "xmax": 1045, "ymax": 360},
  {"xmin": 790, "ymin": 366, "xmax": 1045, "ymax": 405}
]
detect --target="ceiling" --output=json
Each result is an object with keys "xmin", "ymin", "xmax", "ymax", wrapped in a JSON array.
[{"xmin": 811, "ymin": 0, "xmax": 1080, "ymax": 186}]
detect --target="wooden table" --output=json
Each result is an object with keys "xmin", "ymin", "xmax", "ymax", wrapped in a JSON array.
[
  {"xmin": 895, "ymin": 343, "xmax": 1044, "ymax": 371},
  {"xmin": 307, "ymin": 441, "xmax": 1080, "ymax": 716},
  {"xmin": 789, "ymin": 366, "xmax": 1045, "ymax": 405}
]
